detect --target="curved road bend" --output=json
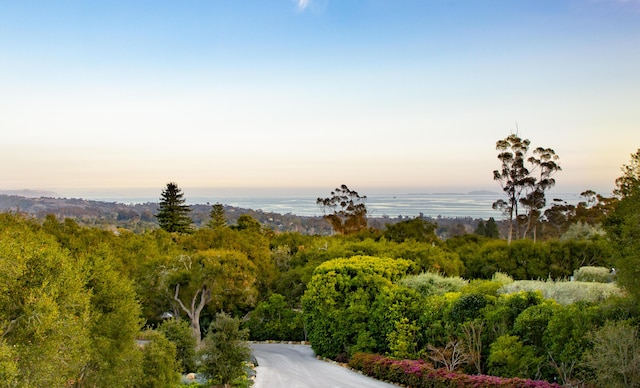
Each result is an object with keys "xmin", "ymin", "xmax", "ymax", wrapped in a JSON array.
[{"xmin": 250, "ymin": 343, "xmax": 397, "ymax": 388}]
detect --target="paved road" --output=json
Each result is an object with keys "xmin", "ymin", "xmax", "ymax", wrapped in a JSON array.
[{"xmin": 250, "ymin": 343, "xmax": 397, "ymax": 388}]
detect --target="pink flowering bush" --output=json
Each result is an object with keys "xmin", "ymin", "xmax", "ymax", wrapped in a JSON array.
[{"xmin": 348, "ymin": 353, "xmax": 562, "ymax": 388}]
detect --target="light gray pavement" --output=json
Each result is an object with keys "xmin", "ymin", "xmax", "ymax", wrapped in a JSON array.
[{"xmin": 250, "ymin": 343, "xmax": 397, "ymax": 388}]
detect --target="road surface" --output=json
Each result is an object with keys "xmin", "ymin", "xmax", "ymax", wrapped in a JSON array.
[{"xmin": 250, "ymin": 343, "xmax": 397, "ymax": 388}]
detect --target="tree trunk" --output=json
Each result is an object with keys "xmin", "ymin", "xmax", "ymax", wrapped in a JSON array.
[{"xmin": 173, "ymin": 284, "xmax": 212, "ymax": 345}]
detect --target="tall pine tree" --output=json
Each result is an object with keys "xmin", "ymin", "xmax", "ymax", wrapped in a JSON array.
[
  {"xmin": 207, "ymin": 203, "xmax": 227, "ymax": 229},
  {"xmin": 156, "ymin": 182, "xmax": 192, "ymax": 233}
]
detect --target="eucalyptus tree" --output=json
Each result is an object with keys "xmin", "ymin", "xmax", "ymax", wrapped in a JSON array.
[
  {"xmin": 316, "ymin": 184, "xmax": 368, "ymax": 235},
  {"xmin": 520, "ymin": 146, "xmax": 561, "ymax": 240},
  {"xmin": 493, "ymin": 134, "xmax": 561, "ymax": 242},
  {"xmin": 613, "ymin": 148, "xmax": 640, "ymax": 199},
  {"xmin": 156, "ymin": 182, "xmax": 192, "ymax": 233}
]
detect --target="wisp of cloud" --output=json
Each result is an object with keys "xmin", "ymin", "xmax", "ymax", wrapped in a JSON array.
[{"xmin": 297, "ymin": 0, "xmax": 310, "ymax": 11}]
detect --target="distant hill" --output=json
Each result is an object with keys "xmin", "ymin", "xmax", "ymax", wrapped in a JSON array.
[
  {"xmin": 0, "ymin": 194, "xmax": 485, "ymax": 236},
  {"xmin": 0, "ymin": 189, "xmax": 60, "ymax": 198}
]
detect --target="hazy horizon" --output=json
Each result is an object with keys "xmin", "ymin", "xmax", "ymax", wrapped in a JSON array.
[
  {"xmin": 1, "ymin": 1, "xmax": 638, "ymax": 195},
  {"xmin": 1, "ymin": 184, "xmax": 607, "ymax": 203}
]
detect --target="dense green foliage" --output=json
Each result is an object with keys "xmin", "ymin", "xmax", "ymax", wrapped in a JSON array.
[
  {"xmin": 302, "ymin": 256, "xmax": 414, "ymax": 358},
  {"xmin": 158, "ymin": 319, "xmax": 197, "ymax": 373},
  {"xmin": 138, "ymin": 330, "xmax": 182, "ymax": 388},
  {"xmin": 605, "ymin": 179, "xmax": 640, "ymax": 302},
  {"xmin": 2, "ymin": 151, "xmax": 640, "ymax": 387},
  {"xmin": 383, "ymin": 217, "xmax": 439, "ymax": 243},
  {"xmin": 301, "ymin": 256, "xmax": 639, "ymax": 385},
  {"xmin": 448, "ymin": 236, "xmax": 614, "ymax": 280},
  {"xmin": 244, "ymin": 293, "xmax": 305, "ymax": 341}
]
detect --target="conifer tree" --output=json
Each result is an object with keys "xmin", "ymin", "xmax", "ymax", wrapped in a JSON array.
[
  {"xmin": 474, "ymin": 220, "xmax": 487, "ymax": 236},
  {"xmin": 207, "ymin": 203, "xmax": 227, "ymax": 229},
  {"xmin": 485, "ymin": 217, "xmax": 500, "ymax": 239},
  {"xmin": 156, "ymin": 182, "xmax": 192, "ymax": 233}
]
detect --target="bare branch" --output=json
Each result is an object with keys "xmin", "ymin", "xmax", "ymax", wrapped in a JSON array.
[{"xmin": 173, "ymin": 284, "xmax": 193, "ymax": 320}]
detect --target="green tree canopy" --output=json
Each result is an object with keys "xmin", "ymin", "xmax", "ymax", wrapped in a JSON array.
[
  {"xmin": 0, "ymin": 215, "xmax": 92, "ymax": 387},
  {"xmin": 170, "ymin": 249, "xmax": 257, "ymax": 344},
  {"xmin": 383, "ymin": 217, "xmax": 438, "ymax": 243},
  {"xmin": 605, "ymin": 151, "xmax": 640, "ymax": 302},
  {"xmin": 613, "ymin": 149, "xmax": 640, "ymax": 199}
]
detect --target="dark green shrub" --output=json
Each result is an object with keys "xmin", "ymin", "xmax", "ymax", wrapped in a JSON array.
[
  {"xmin": 449, "ymin": 293, "xmax": 488, "ymax": 323},
  {"xmin": 138, "ymin": 330, "xmax": 181, "ymax": 388},
  {"xmin": 158, "ymin": 319, "xmax": 197, "ymax": 373},
  {"xmin": 301, "ymin": 256, "xmax": 413, "ymax": 358},
  {"xmin": 200, "ymin": 312, "xmax": 251, "ymax": 386},
  {"xmin": 487, "ymin": 335, "xmax": 543, "ymax": 379},
  {"xmin": 244, "ymin": 293, "xmax": 305, "ymax": 341}
]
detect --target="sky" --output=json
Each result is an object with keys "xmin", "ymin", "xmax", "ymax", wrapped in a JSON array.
[{"xmin": 1, "ymin": 0, "xmax": 639, "ymax": 199}]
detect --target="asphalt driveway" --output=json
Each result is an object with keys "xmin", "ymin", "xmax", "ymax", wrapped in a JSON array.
[{"xmin": 250, "ymin": 343, "xmax": 397, "ymax": 388}]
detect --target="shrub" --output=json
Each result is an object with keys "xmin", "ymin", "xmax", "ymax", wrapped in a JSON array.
[
  {"xmin": 512, "ymin": 301, "xmax": 558, "ymax": 352},
  {"xmin": 349, "ymin": 352, "xmax": 561, "ymax": 388},
  {"xmin": 449, "ymin": 293, "xmax": 488, "ymax": 323},
  {"xmin": 461, "ymin": 278, "xmax": 505, "ymax": 297},
  {"xmin": 244, "ymin": 293, "xmax": 305, "ymax": 341},
  {"xmin": 301, "ymin": 256, "xmax": 413, "ymax": 358},
  {"xmin": 157, "ymin": 318, "xmax": 197, "ymax": 373},
  {"xmin": 492, "ymin": 272, "xmax": 514, "ymax": 285},
  {"xmin": 487, "ymin": 335, "xmax": 544, "ymax": 379},
  {"xmin": 582, "ymin": 320, "xmax": 640, "ymax": 388},
  {"xmin": 399, "ymin": 272, "xmax": 467, "ymax": 297},
  {"xmin": 137, "ymin": 330, "xmax": 181, "ymax": 388},
  {"xmin": 200, "ymin": 312, "xmax": 251, "ymax": 386},
  {"xmin": 370, "ymin": 286, "xmax": 425, "ymax": 355},
  {"xmin": 573, "ymin": 266, "xmax": 614, "ymax": 283},
  {"xmin": 542, "ymin": 302, "xmax": 600, "ymax": 384},
  {"xmin": 483, "ymin": 291, "xmax": 544, "ymax": 345},
  {"xmin": 498, "ymin": 279, "xmax": 622, "ymax": 305},
  {"xmin": 386, "ymin": 318, "xmax": 420, "ymax": 359}
]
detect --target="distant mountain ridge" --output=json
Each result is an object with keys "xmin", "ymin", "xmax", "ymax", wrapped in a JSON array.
[{"xmin": 0, "ymin": 189, "xmax": 60, "ymax": 198}]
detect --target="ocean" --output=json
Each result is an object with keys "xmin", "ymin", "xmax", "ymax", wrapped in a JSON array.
[{"xmin": 88, "ymin": 192, "xmax": 585, "ymax": 220}]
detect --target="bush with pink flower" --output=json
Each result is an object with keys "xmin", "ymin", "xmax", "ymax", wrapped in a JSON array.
[{"xmin": 348, "ymin": 353, "xmax": 562, "ymax": 388}]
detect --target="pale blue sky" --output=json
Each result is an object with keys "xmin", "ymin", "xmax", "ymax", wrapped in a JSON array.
[{"xmin": 1, "ymin": 0, "xmax": 639, "ymax": 198}]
